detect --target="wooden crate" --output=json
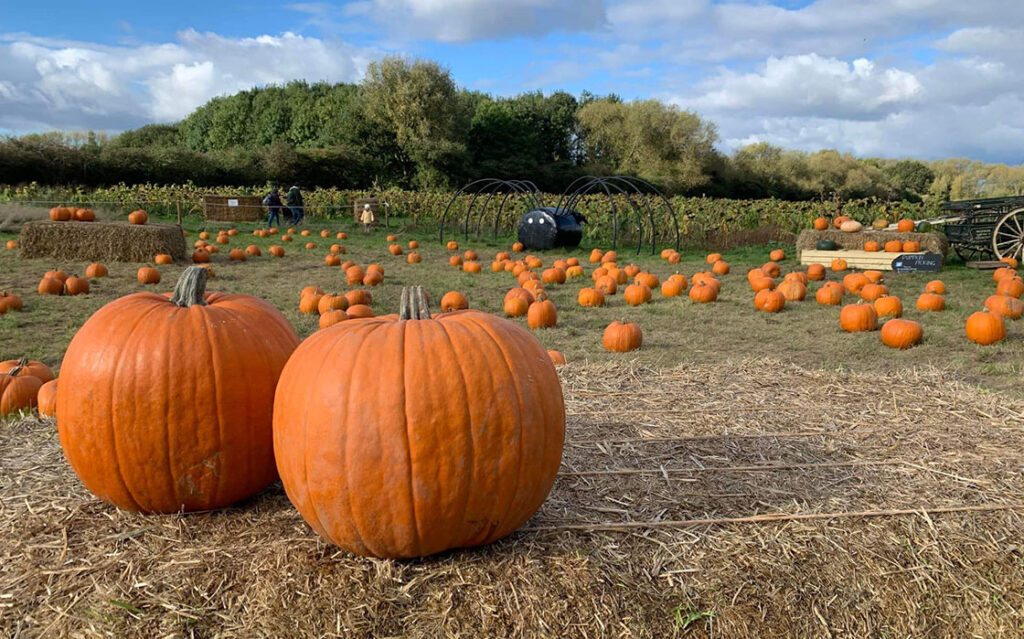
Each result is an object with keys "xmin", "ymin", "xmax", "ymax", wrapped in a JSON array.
[{"xmin": 799, "ymin": 249, "xmax": 926, "ymax": 271}]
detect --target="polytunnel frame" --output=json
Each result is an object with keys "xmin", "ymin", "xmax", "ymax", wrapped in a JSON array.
[
  {"xmin": 553, "ymin": 176, "xmax": 680, "ymax": 254},
  {"xmin": 439, "ymin": 179, "xmax": 543, "ymax": 244}
]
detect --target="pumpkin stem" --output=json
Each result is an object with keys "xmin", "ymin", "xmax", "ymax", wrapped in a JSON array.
[
  {"xmin": 399, "ymin": 286, "xmax": 431, "ymax": 320},
  {"xmin": 169, "ymin": 266, "xmax": 209, "ymax": 307}
]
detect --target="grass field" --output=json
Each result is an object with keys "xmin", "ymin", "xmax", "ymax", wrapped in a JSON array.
[{"xmin": 1, "ymin": 213, "xmax": 1023, "ymax": 637}]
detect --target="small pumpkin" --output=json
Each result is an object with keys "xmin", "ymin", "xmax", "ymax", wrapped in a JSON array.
[
  {"xmin": 64, "ymin": 276, "xmax": 90, "ymax": 296},
  {"xmin": 863, "ymin": 270, "xmax": 884, "ymax": 284},
  {"xmin": 881, "ymin": 319, "xmax": 923, "ymax": 349},
  {"xmin": 0, "ymin": 357, "xmax": 55, "ymax": 383},
  {"xmin": 873, "ymin": 296, "xmax": 903, "ymax": 318},
  {"xmin": 816, "ymin": 239, "xmax": 839, "ymax": 251},
  {"xmin": 37, "ymin": 379, "xmax": 58, "ymax": 417},
  {"xmin": 192, "ymin": 249, "xmax": 211, "ymax": 263},
  {"xmin": 705, "ymin": 252, "xmax": 722, "ymax": 264},
  {"xmin": 833, "ymin": 216, "xmax": 851, "ymax": 229},
  {"xmin": 85, "ymin": 263, "xmax": 108, "ymax": 278},
  {"xmin": 896, "ymin": 219, "xmax": 915, "ymax": 232},
  {"xmin": 807, "ymin": 264, "xmax": 826, "ymax": 281},
  {"xmin": 407, "ymin": 252, "xmax": 422, "ymax": 264},
  {"xmin": 527, "ymin": 299, "xmax": 557, "ymax": 329},
  {"xmin": 815, "ymin": 283, "xmax": 844, "ymax": 306},
  {"xmin": 578, "ymin": 287, "xmax": 606, "ymax": 307},
  {"xmin": 446, "ymin": 240, "xmax": 459, "ymax": 251},
  {"xmin": 318, "ymin": 294, "xmax": 349, "ymax": 315},
  {"xmin": 984, "ymin": 295, "xmax": 1023, "ymax": 320},
  {"xmin": 660, "ymin": 279, "xmax": 684, "ymax": 298},
  {"xmin": 547, "ymin": 350, "xmax": 567, "ymax": 366},
  {"xmin": 777, "ymin": 280, "xmax": 806, "ymax": 301},
  {"xmin": 839, "ymin": 220, "xmax": 863, "ymax": 233},
  {"xmin": 229, "ymin": 248, "xmax": 246, "ymax": 261},
  {"xmin": 993, "ymin": 267, "xmax": 1016, "ymax": 283},
  {"xmin": 884, "ymin": 240, "xmax": 903, "ymax": 253},
  {"xmin": 345, "ymin": 290, "xmax": 372, "ymax": 306},
  {"xmin": 269, "ymin": 245, "xmax": 285, "ymax": 258},
  {"xmin": 38, "ymin": 277, "xmax": 64, "ymax": 295},
  {"xmin": 769, "ymin": 249, "xmax": 786, "ymax": 262},
  {"xmin": 346, "ymin": 266, "xmax": 365, "ymax": 286},
  {"xmin": 0, "ymin": 291, "xmax": 24, "ymax": 312},
  {"xmin": 839, "ymin": 304, "xmax": 878, "ymax": 332},
  {"xmin": 965, "ymin": 311, "xmax": 1005, "ymax": 345},
  {"xmin": 712, "ymin": 260, "xmax": 731, "ymax": 275},
  {"xmin": 603, "ymin": 320, "xmax": 642, "ymax": 352},
  {"xmin": 299, "ymin": 293, "xmax": 323, "ymax": 315},
  {"xmin": 319, "ymin": 310, "xmax": 349, "ymax": 329},
  {"xmin": 864, "ymin": 241, "xmax": 881, "ymax": 252},
  {"xmin": 916, "ymin": 293, "xmax": 945, "ymax": 312},
  {"xmin": 754, "ymin": 289, "xmax": 786, "ymax": 312},
  {"xmin": 903, "ymin": 241, "xmax": 921, "ymax": 252},
  {"xmin": 137, "ymin": 267, "xmax": 161, "ymax": 284},
  {"xmin": 996, "ymin": 277, "xmax": 1023, "ymax": 299},
  {"xmin": 440, "ymin": 291, "xmax": 469, "ymax": 312},
  {"xmin": 872, "ymin": 219, "xmax": 889, "ymax": 230},
  {"xmin": 843, "ymin": 273, "xmax": 869, "ymax": 294},
  {"xmin": 924, "ymin": 280, "xmax": 946, "ymax": 295},
  {"xmin": 624, "ymin": 283, "xmax": 651, "ymax": 306},
  {"xmin": 128, "ymin": 210, "xmax": 148, "ymax": 225},
  {"xmin": 831, "ymin": 259, "xmax": 848, "ymax": 272},
  {"xmin": 688, "ymin": 282, "xmax": 718, "ymax": 303},
  {"xmin": 813, "ymin": 217, "xmax": 829, "ymax": 230},
  {"xmin": 859, "ymin": 283, "xmax": 888, "ymax": 301},
  {"xmin": 0, "ymin": 362, "xmax": 42, "ymax": 416},
  {"xmin": 155, "ymin": 254, "xmax": 173, "ymax": 265}
]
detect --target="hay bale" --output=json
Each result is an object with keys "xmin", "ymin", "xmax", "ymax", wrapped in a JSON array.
[
  {"xmin": 796, "ymin": 229, "xmax": 948, "ymax": 256},
  {"xmin": 203, "ymin": 195, "xmax": 264, "ymax": 222},
  {"xmin": 19, "ymin": 221, "xmax": 187, "ymax": 263}
]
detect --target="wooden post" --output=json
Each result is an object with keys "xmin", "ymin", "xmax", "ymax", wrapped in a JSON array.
[{"xmin": 176, "ymin": 201, "xmax": 182, "ymax": 226}]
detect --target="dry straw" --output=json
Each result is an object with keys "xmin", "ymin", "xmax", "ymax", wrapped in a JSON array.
[
  {"xmin": 2, "ymin": 358, "xmax": 1022, "ymax": 636},
  {"xmin": 18, "ymin": 220, "xmax": 187, "ymax": 263}
]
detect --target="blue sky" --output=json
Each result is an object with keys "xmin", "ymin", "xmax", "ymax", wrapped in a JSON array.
[{"xmin": 2, "ymin": 0, "xmax": 1023, "ymax": 163}]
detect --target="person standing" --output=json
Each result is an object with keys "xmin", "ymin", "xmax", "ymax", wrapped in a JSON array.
[
  {"xmin": 286, "ymin": 185, "xmax": 304, "ymax": 225},
  {"xmin": 360, "ymin": 203, "xmax": 375, "ymax": 234},
  {"xmin": 264, "ymin": 188, "xmax": 283, "ymax": 228}
]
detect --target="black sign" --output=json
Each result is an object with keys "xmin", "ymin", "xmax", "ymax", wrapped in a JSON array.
[{"xmin": 891, "ymin": 252, "xmax": 944, "ymax": 273}]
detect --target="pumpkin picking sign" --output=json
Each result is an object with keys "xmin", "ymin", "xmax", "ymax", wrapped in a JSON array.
[{"xmin": 891, "ymin": 253, "xmax": 943, "ymax": 273}]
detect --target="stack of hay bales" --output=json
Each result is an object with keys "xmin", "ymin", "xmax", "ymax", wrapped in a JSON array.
[{"xmin": 796, "ymin": 229, "xmax": 948, "ymax": 256}]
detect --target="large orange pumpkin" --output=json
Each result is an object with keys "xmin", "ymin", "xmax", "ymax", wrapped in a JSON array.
[
  {"xmin": 881, "ymin": 319, "xmax": 923, "ymax": 350},
  {"xmin": 56, "ymin": 267, "xmax": 300, "ymax": 513},
  {"xmin": 272, "ymin": 286, "xmax": 564, "ymax": 558},
  {"xmin": 965, "ymin": 311, "xmax": 1005, "ymax": 345},
  {"xmin": 839, "ymin": 303, "xmax": 878, "ymax": 332},
  {"xmin": 603, "ymin": 320, "xmax": 642, "ymax": 352}
]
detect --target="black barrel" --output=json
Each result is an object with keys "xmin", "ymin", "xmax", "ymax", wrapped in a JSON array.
[{"xmin": 517, "ymin": 207, "xmax": 584, "ymax": 250}]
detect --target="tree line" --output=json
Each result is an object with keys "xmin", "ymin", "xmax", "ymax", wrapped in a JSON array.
[{"xmin": 2, "ymin": 57, "xmax": 1022, "ymax": 202}]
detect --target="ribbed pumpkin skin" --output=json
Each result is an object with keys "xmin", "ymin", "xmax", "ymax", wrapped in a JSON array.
[
  {"xmin": 56, "ymin": 289, "xmax": 300, "ymax": 513},
  {"xmin": 273, "ymin": 311, "xmax": 566, "ymax": 558}
]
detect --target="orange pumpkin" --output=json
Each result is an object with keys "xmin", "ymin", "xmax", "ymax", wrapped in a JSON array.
[
  {"xmin": 916, "ymin": 293, "xmax": 945, "ymax": 312},
  {"xmin": 769, "ymin": 249, "xmax": 786, "ymax": 262},
  {"xmin": 660, "ymin": 279, "xmax": 683, "ymax": 297},
  {"xmin": 1, "ymin": 362, "xmax": 43, "ymax": 416},
  {"xmin": 137, "ymin": 267, "xmax": 161, "ymax": 284},
  {"xmin": 815, "ymin": 283, "xmax": 844, "ymax": 306},
  {"xmin": 984, "ymin": 295, "xmax": 1023, "ymax": 320},
  {"xmin": 407, "ymin": 252, "xmax": 422, "ymax": 264},
  {"xmin": 754, "ymin": 289, "xmax": 786, "ymax": 312},
  {"xmin": 624, "ymin": 283, "xmax": 651, "ymax": 306},
  {"xmin": 924, "ymin": 280, "xmax": 945, "ymax": 295},
  {"xmin": 839, "ymin": 303, "xmax": 878, "ymax": 332},
  {"xmin": 603, "ymin": 320, "xmax": 642, "ymax": 352},
  {"xmin": 831, "ymin": 259, "xmax": 848, "ymax": 272},
  {"xmin": 884, "ymin": 241, "xmax": 903, "ymax": 253},
  {"xmin": 578, "ymin": 287, "xmax": 605, "ymax": 307},
  {"xmin": 128, "ymin": 210, "xmax": 148, "ymax": 225},
  {"xmin": 777, "ymin": 280, "xmax": 806, "ymax": 301},
  {"xmin": 272, "ymin": 287, "xmax": 563, "ymax": 558},
  {"xmin": 965, "ymin": 311, "xmax": 1005, "ymax": 345},
  {"xmin": 37, "ymin": 277, "xmax": 64, "ymax": 295},
  {"xmin": 807, "ymin": 264, "xmax": 826, "ymax": 281},
  {"xmin": 833, "ymin": 216, "xmax": 851, "ymax": 229},
  {"xmin": 269, "ymin": 245, "xmax": 285, "ymax": 258},
  {"xmin": 881, "ymin": 319, "xmax": 923, "ymax": 349},
  {"xmin": 0, "ymin": 357, "xmax": 54, "ymax": 383},
  {"xmin": 247, "ymin": 245, "xmax": 263, "ymax": 257},
  {"xmin": 903, "ymin": 241, "xmax": 921, "ymax": 252},
  {"xmin": 863, "ymin": 270, "xmax": 884, "ymax": 284},
  {"xmin": 864, "ymin": 241, "xmax": 880, "ymax": 252},
  {"xmin": 85, "ymin": 263, "xmax": 107, "ymax": 278},
  {"xmin": 37, "ymin": 379, "xmax": 58, "ymax": 417},
  {"xmin": 688, "ymin": 282, "xmax": 717, "ymax": 303},
  {"xmin": 896, "ymin": 219, "xmax": 915, "ymax": 232},
  {"xmin": 996, "ymin": 277, "xmax": 1023, "ymax": 299},
  {"xmin": 813, "ymin": 217, "xmax": 829, "ymax": 230},
  {"xmin": 527, "ymin": 299, "xmax": 557, "ymax": 329},
  {"xmin": 57, "ymin": 267, "xmax": 300, "ymax": 512},
  {"xmin": 440, "ymin": 291, "xmax": 468, "ymax": 312},
  {"xmin": 712, "ymin": 260, "xmax": 731, "ymax": 275},
  {"xmin": 874, "ymin": 296, "xmax": 903, "ymax": 318},
  {"xmin": 547, "ymin": 350, "xmax": 566, "ymax": 366},
  {"xmin": 0, "ymin": 291, "xmax": 24, "ymax": 312},
  {"xmin": 64, "ymin": 276, "xmax": 90, "ymax": 296}
]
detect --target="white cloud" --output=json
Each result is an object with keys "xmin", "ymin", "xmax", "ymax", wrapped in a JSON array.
[
  {"xmin": 340, "ymin": 0, "xmax": 606, "ymax": 42},
  {"xmin": 679, "ymin": 54, "xmax": 922, "ymax": 120},
  {"xmin": 0, "ymin": 30, "xmax": 369, "ymax": 132}
]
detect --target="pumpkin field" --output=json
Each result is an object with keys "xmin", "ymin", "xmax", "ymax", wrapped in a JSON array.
[{"xmin": 1, "ymin": 209, "xmax": 1023, "ymax": 637}]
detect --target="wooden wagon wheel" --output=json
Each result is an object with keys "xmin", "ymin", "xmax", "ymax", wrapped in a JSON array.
[
  {"xmin": 992, "ymin": 207, "xmax": 1024, "ymax": 261},
  {"xmin": 953, "ymin": 244, "xmax": 990, "ymax": 263}
]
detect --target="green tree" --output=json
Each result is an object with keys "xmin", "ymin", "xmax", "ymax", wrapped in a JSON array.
[
  {"xmin": 360, "ymin": 56, "xmax": 471, "ymax": 188},
  {"xmin": 576, "ymin": 99, "xmax": 719, "ymax": 193}
]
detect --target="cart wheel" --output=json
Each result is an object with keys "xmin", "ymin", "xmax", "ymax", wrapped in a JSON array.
[
  {"xmin": 953, "ymin": 244, "xmax": 990, "ymax": 263},
  {"xmin": 993, "ymin": 207, "xmax": 1024, "ymax": 261}
]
